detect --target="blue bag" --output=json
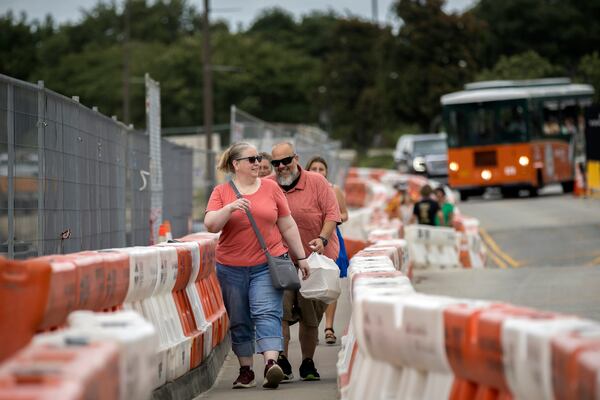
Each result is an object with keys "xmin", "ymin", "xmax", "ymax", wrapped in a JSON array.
[{"xmin": 335, "ymin": 226, "xmax": 349, "ymax": 278}]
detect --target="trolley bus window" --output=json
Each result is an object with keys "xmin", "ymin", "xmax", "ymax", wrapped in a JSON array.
[
  {"xmin": 542, "ymin": 100, "xmax": 561, "ymax": 135},
  {"xmin": 445, "ymin": 100, "xmax": 529, "ymax": 147}
]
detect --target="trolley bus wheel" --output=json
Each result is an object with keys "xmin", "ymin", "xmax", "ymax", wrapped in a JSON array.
[
  {"xmin": 459, "ymin": 190, "xmax": 469, "ymax": 201},
  {"xmin": 501, "ymin": 187, "xmax": 520, "ymax": 198},
  {"xmin": 561, "ymin": 180, "xmax": 574, "ymax": 193}
]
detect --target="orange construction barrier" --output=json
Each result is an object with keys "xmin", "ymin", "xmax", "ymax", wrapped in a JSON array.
[
  {"xmin": 551, "ymin": 327, "xmax": 600, "ymax": 400},
  {"xmin": 61, "ymin": 252, "xmax": 106, "ymax": 311},
  {"xmin": 344, "ymin": 178, "xmax": 369, "ymax": 208},
  {"xmin": 95, "ymin": 250, "xmax": 130, "ymax": 310},
  {"xmin": 344, "ymin": 238, "xmax": 368, "ymax": 260},
  {"xmin": 0, "ymin": 340, "xmax": 119, "ymax": 400},
  {"xmin": 168, "ymin": 245, "xmax": 204, "ymax": 368},
  {"xmin": 576, "ymin": 348, "xmax": 600, "ymax": 400},
  {"xmin": 27, "ymin": 257, "xmax": 78, "ymax": 331},
  {"xmin": 0, "ymin": 258, "xmax": 52, "ymax": 361},
  {"xmin": 369, "ymin": 169, "xmax": 387, "ymax": 182},
  {"xmin": 445, "ymin": 303, "xmax": 553, "ymax": 400},
  {"xmin": 180, "ymin": 233, "xmax": 229, "ymax": 347}
]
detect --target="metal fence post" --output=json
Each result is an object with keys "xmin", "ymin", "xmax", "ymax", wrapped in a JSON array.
[
  {"xmin": 37, "ymin": 81, "xmax": 45, "ymax": 256},
  {"xmin": 6, "ymin": 83, "xmax": 14, "ymax": 259}
]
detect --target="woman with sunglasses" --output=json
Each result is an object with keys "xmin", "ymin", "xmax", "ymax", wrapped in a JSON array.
[
  {"xmin": 205, "ymin": 142, "xmax": 310, "ymax": 390},
  {"xmin": 305, "ymin": 156, "xmax": 349, "ymax": 345}
]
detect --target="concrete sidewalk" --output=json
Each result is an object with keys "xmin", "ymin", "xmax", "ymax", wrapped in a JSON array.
[{"xmin": 196, "ymin": 280, "xmax": 351, "ymax": 400}]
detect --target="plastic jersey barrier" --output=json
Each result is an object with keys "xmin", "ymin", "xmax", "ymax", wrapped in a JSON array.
[
  {"xmin": 26, "ymin": 257, "xmax": 78, "ymax": 331},
  {"xmin": 551, "ymin": 325, "xmax": 600, "ymax": 400},
  {"xmin": 501, "ymin": 317, "xmax": 596, "ymax": 400},
  {"xmin": 0, "ymin": 339, "xmax": 120, "ymax": 400},
  {"xmin": 0, "ymin": 258, "xmax": 52, "ymax": 362},
  {"xmin": 167, "ymin": 245, "xmax": 203, "ymax": 370},
  {"xmin": 181, "ymin": 232, "xmax": 229, "ymax": 348},
  {"xmin": 160, "ymin": 242, "xmax": 209, "ymax": 367}
]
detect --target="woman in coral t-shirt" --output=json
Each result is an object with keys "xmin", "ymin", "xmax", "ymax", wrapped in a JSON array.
[{"xmin": 205, "ymin": 142, "xmax": 309, "ymax": 390}]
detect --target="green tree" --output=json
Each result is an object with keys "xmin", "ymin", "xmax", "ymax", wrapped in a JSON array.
[
  {"xmin": 321, "ymin": 18, "xmax": 385, "ymax": 148},
  {"xmin": 476, "ymin": 50, "xmax": 563, "ymax": 81},
  {"xmin": 388, "ymin": 0, "xmax": 485, "ymax": 130},
  {"xmin": 578, "ymin": 52, "xmax": 600, "ymax": 103},
  {"xmin": 0, "ymin": 11, "xmax": 54, "ymax": 80},
  {"xmin": 474, "ymin": 0, "xmax": 600, "ymax": 70}
]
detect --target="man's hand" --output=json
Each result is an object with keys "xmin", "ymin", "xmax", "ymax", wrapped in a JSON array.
[
  {"xmin": 297, "ymin": 259, "xmax": 310, "ymax": 280},
  {"xmin": 308, "ymin": 237, "xmax": 325, "ymax": 254}
]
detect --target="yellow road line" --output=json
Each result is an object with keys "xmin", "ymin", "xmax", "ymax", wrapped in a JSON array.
[
  {"xmin": 586, "ymin": 254, "xmax": 600, "ymax": 267},
  {"xmin": 488, "ymin": 250, "xmax": 508, "ymax": 269},
  {"xmin": 479, "ymin": 228, "xmax": 522, "ymax": 268}
]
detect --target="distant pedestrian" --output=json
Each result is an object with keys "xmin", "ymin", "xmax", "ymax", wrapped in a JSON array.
[
  {"xmin": 258, "ymin": 152, "xmax": 274, "ymax": 178},
  {"xmin": 269, "ymin": 142, "xmax": 341, "ymax": 382},
  {"xmin": 410, "ymin": 184, "xmax": 443, "ymax": 226},
  {"xmin": 434, "ymin": 187, "xmax": 454, "ymax": 227},
  {"xmin": 204, "ymin": 142, "xmax": 310, "ymax": 390},
  {"xmin": 386, "ymin": 183, "xmax": 414, "ymax": 225},
  {"xmin": 306, "ymin": 156, "xmax": 348, "ymax": 345}
]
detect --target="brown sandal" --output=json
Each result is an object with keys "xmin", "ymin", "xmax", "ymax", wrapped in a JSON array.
[{"xmin": 325, "ymin": 328, "xmax": 336, "ymax": 345}]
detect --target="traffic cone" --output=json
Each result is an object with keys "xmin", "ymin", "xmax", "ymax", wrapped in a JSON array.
[
  {"xmin": 574, "ymin": 163, "xmax": 585, "ymax": 197},
  {"xmin": 158, "ymin": 224, "xmax": 168, "ymax": 243},
  {"xmin": 163, "ymin": 220, "xmax": 173, "ymax": 241}
]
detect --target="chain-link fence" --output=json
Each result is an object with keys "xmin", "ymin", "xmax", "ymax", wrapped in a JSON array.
[
  {"xmin": 230, "ymin": 105, "xmax": 352, "ymax": 187},
  {"xmin": 0, "ymin": 73, "xmax": 193, "ymax": 259}
]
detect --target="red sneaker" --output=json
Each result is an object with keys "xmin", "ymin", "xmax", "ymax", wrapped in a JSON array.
[{"xmin": 233, "ymin": 366, "xmax": 256, "ymax": 389}]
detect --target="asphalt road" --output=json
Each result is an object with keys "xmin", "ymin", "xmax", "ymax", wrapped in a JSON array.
[{"xmin": 415, "ymin": 185, "xmax": 600, "ymax": 321}]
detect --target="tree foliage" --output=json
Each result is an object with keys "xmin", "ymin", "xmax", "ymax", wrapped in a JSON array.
[
  {"xmin": 0, "ymin": 0, "xmax": 598, "ymax": 148},
  {"xmin": 476, "ymin": 50, "xmax": 563, "ymax": 81}
]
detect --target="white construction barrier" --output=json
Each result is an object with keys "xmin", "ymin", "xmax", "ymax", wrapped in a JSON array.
[
  {"xmin": 503, "ymin": 318, "xmax": 599, "ymax": 400},
  {"xmin": 36, "ymin": 310, "xmax": 158, "ymax": 400},
  {"xmin": 404, "ymin": 225, "xmax": 460, "ymax": 270}
]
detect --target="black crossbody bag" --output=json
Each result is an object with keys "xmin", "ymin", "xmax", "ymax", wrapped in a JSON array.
[{"xmin": 229, "ymin": 180, "xmax": 301, "ymax": 290}]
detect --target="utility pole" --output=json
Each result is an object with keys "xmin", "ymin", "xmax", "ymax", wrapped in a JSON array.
[
  {"xmin": 202, "ymin": 0, "xmax": 215, "ymax": 200},
  {"xmin": 122, "ymin": 0, "xmax": 131, "ymax": 124},
  {"xmin": 372, "ymin": 0, "xmax": 378, "ymax": 25}
]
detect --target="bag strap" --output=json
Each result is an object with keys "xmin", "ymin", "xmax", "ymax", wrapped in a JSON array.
[{"xmin": 229, "ymin": 180, "xmax": 270, "ymax": 254}]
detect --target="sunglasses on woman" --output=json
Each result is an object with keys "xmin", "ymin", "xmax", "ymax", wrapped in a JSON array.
[
  {"xmin": 270, "ymin": 155, "xmax": 295, "ymax": 167},
  {"xmin": 236, "ymin": 155, "xmax": 263, "ymax": 163}
]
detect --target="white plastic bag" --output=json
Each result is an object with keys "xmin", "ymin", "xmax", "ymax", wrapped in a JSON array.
[{"xmin": 299, "ymin": 253, "xmax": 342, "ymax": 304}]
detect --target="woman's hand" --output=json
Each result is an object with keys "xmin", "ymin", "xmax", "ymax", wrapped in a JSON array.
[
  {"xmin": 227, "ymin": 198, "xmax": 250, "ymax": 213},
  {"xmin": 297, "ymin": 259, "xmax": 310, "ymax": 280}
]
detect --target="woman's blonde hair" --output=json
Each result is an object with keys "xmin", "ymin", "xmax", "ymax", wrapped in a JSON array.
[{"xmin": 217, "ymin": 142, "xmax": 254, "ymax": 173}]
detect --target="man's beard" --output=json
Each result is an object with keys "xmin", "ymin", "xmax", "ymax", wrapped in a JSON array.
[{"xmin": 276, "ymin": 166, "xmax": 299, "ymax": 186}]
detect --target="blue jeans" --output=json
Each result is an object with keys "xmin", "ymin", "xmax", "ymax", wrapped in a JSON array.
[{"xmin": 216, "ymin": 262, "xmax": 284, "ymax": 357}]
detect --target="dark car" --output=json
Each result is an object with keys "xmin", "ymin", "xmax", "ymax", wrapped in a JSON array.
[{"xmin": 393, "ymin": 133, "xmax": 448, "ymax": 180}]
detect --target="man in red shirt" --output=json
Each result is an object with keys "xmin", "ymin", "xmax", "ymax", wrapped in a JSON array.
[{"xmin": 269, "ymin": 142, "xmax": 341, "ymax": 382}]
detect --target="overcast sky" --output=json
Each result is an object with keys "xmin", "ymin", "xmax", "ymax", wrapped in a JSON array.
[{"xmin": 1, "ymin": 0, "xmax": 476, "ymax": 29}]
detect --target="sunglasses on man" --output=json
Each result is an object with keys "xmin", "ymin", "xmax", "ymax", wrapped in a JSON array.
[
  {"xmin": 235, "ymin": 155, "xmax": 263, "ymax": 163},
  {"xmin": 270, "ymin": 155, "xmax": 295, "ymax": 167}
]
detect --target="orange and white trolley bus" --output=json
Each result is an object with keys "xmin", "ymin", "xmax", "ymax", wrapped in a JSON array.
[{"xmin": 441, "ymin": 78, "xmax": 594, "ymax": 200}]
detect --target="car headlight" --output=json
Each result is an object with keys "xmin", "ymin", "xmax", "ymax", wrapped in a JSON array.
[
  {"xmin": 518, "ymin": 156, "xmax": 529, "ymax": 166},
  {"xmin": 412, "ymin": 157, "xmax": 426, "ymax": 172}
]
